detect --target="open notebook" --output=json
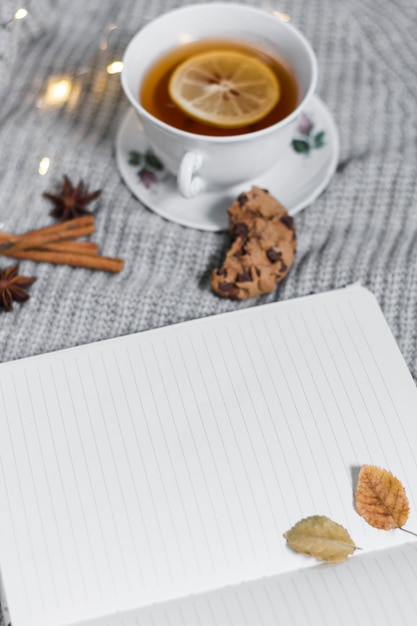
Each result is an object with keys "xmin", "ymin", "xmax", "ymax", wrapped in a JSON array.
[{"xmin": 0, "ymin": 285, "xmax": 416, "ymax": 626}]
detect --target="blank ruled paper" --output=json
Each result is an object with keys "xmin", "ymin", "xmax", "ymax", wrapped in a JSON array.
[
  {"xmin": 0, "ymin": 286, "xmax": 416, "ymax": 626},
  {"xmin": 73, "ymin": 542, "xmax": 417, "ymax": 626}
]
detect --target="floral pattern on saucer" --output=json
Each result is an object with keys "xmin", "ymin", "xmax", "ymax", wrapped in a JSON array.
[
  {"xmin": 128, "ymin": 149, "xmax": 168, "ymax": 189},
  {"xmin": 292, "ymin": 112, "xmax": 326, "ymax": 155}
]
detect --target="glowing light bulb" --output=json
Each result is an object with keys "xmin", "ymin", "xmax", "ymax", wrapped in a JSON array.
[
  {"xmin": 51, "ymin": 79, "xmax": 71, "ymax": 101},
  {"xmin": 39, "ymin": 77, "xmax": 73, "ymax": 107},
  {"xmin": 106, "ymin": 61, "xmax": 124, "ymax": 75},
  {"xmin": 38, "ymin": 157, "xmax": 50, "ymax": 176},
  {"xmin": 14, "ymin": 8, "xmax": 28, "ymax": 20}
]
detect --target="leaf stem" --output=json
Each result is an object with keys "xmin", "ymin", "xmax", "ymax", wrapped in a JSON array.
[{"xmin": 400, "ymin": 527, "xmax": 417, "ymax": 538}]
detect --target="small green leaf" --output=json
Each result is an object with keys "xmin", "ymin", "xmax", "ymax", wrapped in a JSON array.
[
  {"xmin": 128, "ymin": 151, "xmax": 143, "ymax": 166},
  {"xmin": 145, "ymin": 150, "xmax": 164, "ymax": 170},
  {"xmin": 314, "ymin": 131, "xmax": 325, "ymax": 148},
  {"xmin": 292, "ymin": 139, "xmax": 310, "ymax": 154}
]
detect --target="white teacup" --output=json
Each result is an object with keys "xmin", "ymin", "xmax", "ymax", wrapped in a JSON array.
[{"xmin": 122, "ymin": 3, "xmax": 317, "ymax": 198}]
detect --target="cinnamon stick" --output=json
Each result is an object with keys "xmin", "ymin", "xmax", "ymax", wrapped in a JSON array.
[
  {"xmin": 0, "ymin": 238, "xmax": 99, "ymax": 255},
  {"xmin": 0, "ymin": 215, "xmax": 93, "ymax": 240},
  {"xmin": 0, "ymin": 216, "xmax": 95, "ymax": 253},
  {"xmin": 0, "ymin": 215, "xmax": 123, "ymax": 272},
  {"xmin": 40, "ymin": 241, "xmax": 99, "ymax": 255},
  {"xmin": 1, "ymin": 248, "xmax": 123, "ymax": 273}
]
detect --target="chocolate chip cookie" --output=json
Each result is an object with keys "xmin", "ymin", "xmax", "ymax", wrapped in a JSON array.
[{"xmin": 210, "ymin": 186, "xmax": 296, "ymax": 299}]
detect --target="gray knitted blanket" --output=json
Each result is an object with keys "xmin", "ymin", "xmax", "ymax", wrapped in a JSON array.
[{"xmin": 1, "ymin": 0, "xmax": 417, "ymax": 620}]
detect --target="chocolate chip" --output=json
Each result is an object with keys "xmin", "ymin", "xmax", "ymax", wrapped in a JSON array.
[
  {"xmin": 266, "ymin": 247, "xmax": 282, "ymax": 263},
  {"xmin": 236, "ymin": 269, "xmax": 251, "ymax": 282},
  {"xmin": 255, "ymin": 267, "xmax": 261, "ymax": 277},
  {"xmin": 262, "ymin": 188, "xmax": 269, "ymax": 193},
  {"xmin": 237, "ymin": 193, "xmax": 249, "ymax": 207},
  {"xmin": 216, "ymin": 268, "xmax": 227, "ymax": 277},
  {"xmin": 281, "ymin": 215, "xmax": 294, "ymax": 229},
  {"xmin": 233, "ymin": 222, "xmax": 249, "ymax": 238},
  {"xmin": 280, "ymin": 262, "xmax": 288, "ymax": 273},
  {"xmin": 218, "ymin": 282, "xmax": 236, "ymax": 293}
]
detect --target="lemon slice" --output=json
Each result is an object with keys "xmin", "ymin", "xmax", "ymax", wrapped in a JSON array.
[{"xmin": 168, "ymin": 49, "xmax": 280, "ymax": 129}]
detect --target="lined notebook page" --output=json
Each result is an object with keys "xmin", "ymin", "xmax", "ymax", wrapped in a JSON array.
[
  {"xmin": 73, "ymin": 542, "xmax": 417, "ymax": 626},
  {"xmin": 0, "ymin": 285, "xmax": 416, "ymax": 626}
]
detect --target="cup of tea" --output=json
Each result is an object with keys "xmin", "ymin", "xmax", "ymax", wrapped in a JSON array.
[{"xmin": 121, "ymin": 3, "xmax": 317, "ymax": 198}]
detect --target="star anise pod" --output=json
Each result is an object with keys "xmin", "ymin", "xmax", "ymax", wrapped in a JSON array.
[
  {"xmin": 43, "ymin": 175, "xmax": 101, "ymax": 221},
  {"xmin": 0, "ymin": 265, "xmax": 36, "ymax": 312}
]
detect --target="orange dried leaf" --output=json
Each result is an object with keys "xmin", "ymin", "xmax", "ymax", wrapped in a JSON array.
[
  {"xmin": 355, "ymin": 464, "xmax": 409, "ymax": 530},
  {"xmin": 284, "ymin": 515, "xmax": 357, "ymax": 563}
]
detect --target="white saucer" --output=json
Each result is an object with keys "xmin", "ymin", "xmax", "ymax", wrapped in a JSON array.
[{"xmin": 116, "ymin": 95, "xmax": 339, "ymax": 231}]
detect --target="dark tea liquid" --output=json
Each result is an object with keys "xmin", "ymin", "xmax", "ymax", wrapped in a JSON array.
[{"xmin": 140, "ymin": 38, "xmax": 299, "ymax": 137}]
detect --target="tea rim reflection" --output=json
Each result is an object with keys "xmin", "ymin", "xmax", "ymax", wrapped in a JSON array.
[{"xmin": 121, "ymin": 3, "xmax": 318, "ymax": 144}]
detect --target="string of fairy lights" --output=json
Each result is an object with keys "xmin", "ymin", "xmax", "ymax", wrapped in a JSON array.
[{"xmin": 2, "ymin": 7, "xmax": 126, "ymax": 182}]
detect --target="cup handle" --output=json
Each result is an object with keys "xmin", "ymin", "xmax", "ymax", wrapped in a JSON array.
[{"xmin": 177, "ymin": 152, "xmax": 205, "ymax": 198}]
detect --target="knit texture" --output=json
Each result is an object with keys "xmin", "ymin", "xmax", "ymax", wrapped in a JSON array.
[{"xmin": 1, "ymin": 0, "xmax": 417, "ymax": 617}]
